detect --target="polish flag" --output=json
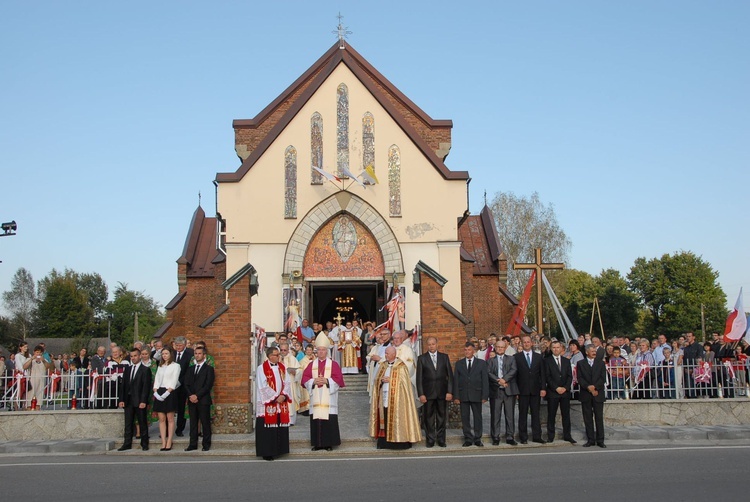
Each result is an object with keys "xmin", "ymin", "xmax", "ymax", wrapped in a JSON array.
[{"xmin": 723, "ymin": 288, "xmax": 747, "ymax": 343}]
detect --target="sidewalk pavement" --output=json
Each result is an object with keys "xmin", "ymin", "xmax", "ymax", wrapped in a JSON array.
[{"xmin": 2, "ymin": 385, "xmax": 749, "ymax": 456}]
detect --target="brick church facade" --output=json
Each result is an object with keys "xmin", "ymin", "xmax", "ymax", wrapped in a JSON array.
[{"xmin": 157, "ymin": 42, "xmax": 520, "ymax": 433}]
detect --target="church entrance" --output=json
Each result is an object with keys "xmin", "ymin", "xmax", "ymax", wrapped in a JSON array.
[{"xmin": 307, "ymin": 281, "xmax": 386, "ymax": 327}]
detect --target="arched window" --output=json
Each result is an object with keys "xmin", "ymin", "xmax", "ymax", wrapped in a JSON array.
[
  {"xmin": 284, "ymin": 146, "xmax": 297, "ymax": 218},
  {"xmin": 336, "ymin": 83, "xmax": 349, "ymax": 178},
  {"xmin": 311, "ymin": 112, "xmax": 323, "ymax": 184},
  {"xmin": 388, "ymin": 145, "xmax": 401, "ymax": 216},
  {"xmin": 362, "ymin": 112, "xmax": 375, "ymax": 181}
]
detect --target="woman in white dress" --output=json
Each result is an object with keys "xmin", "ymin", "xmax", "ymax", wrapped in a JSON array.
[{"xmin": 153, "ymin": 347, "xmax": 181, "ymax": 451}]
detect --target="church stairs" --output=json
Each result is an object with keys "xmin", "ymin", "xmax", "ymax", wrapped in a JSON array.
[{"xmin": 340, "ymin": 374, "xmax": 369, "ymax": 393}]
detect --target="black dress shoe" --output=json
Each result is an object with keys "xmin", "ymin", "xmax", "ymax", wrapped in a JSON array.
[
  {"xmin": 325, "ymin": 447, "xmax": 333, "ymax": 451},
  {"xmin": 564, "ymin": 437, "xmax": 578, "ymax": 444},
  {"xmin": 175, "ymin": 431, "xmax": 184, "ymax": 437},
  {"xmin": 547, "ymin": 437, "xmax": 555, "ymax": 443},
  {"xmin": 185, "ymin": 446, "xmax": 198, "ymax": 451},
  {"xmin": 597, "ymin": 443, "xmax": 607, "ymax": 448},
  {"xmin": 491, "ymin": 439, "xmax": 500, "ymax": 446},
  {"xmin": 520, "ymin": 440, "xmax": 528, "ymax": 445},
  {"xmin": 474, "ymin": 441, "xmax": 484, "ymax": 447},
  {"xmin": 506, "ymin": 439, "xmax": 518, "ymax": 446},
  {"xmin": 462, "ymin": 441, "xmax": 473, "ymax": 447},
  {"xmin": 531, "ymin": 438, "xmax": 547, "ymax": 444},
  {"xmin": 437, "ymin": 442, "xmax": 446, "ymax": 448},
  {"xmin": 263, "ymin": 456, "xmax": 274, "ymax": 461},
  {"xmin": 202, "ymin": 447, "xmax": 210, "ymax": 451},
  {"xmin": 426, "ymin": 441, "xmax": 434, "ymax": 448},
  {"xmin": 141, "ymin": 445, "xmax": 149, "ymax": 451},
  {"xmin": 117, "ymin": 445, "xmax": 131, "ymax": 452},
  {"xmin": 583, "ymin": 441, "xmax": 595, "ymax": 447}
]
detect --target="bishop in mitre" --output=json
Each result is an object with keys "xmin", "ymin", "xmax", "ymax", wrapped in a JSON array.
[
  {"xmin": 301, "ymin": 334, "xmax": 345, "ymax": 451},
  {"xmin": 369, "ymin": 346, "xmax": 422, "ymax": 449},
  {"xmin": 337, "ymin": 321, "xmax": 362, "ymax": 374}
]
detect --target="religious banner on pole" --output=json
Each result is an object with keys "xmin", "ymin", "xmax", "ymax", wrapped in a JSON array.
[
  {"xmin": 282, "ymin": 287, "xmax": 303, "ymax": 335},
  {"xmin": 506, "ymin": 270, "xmax": 535, "ymax": 336}
]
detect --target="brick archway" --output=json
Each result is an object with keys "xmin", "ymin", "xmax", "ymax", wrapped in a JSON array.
[{"xmin": 283, "ymin": 191, "xmax": 403, "ymax": 276}]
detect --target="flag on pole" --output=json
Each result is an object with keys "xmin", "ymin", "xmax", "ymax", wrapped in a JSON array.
[
  {"xmin": 361, "ymin": 164, "xmax": 379, "ymax": 185},
  {"xmin": 506, "ymin": 270, "xmax": 535, "ymax": 336},
  {"xmin": 312, "ymin": 166, "xmax": 341, "ymax": 183},
  {"xmin": 724, "ymin": 288, "xmax": 747, "ymax": 342},
  {"xmin": 340, "ymin": 165, "xmax": 367, "ymax": 189}
]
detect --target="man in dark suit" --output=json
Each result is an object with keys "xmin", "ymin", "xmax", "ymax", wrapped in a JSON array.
[
  {"xmin": 514, "ymin": 335, "xmax": 547, "ymax": 444},
  {"xmin": 416, "ymin": 336, "xmax": 453, "ymax": 448},
  {"xmin": 577, "ymin": 344, "xmax": 607, "ymax": 448},
  {"xmin": 172, "ymin": 336, "xmax": 194, "ymax": 436},
  {"xmin": 184, "ymin": 346, "xmax": 215, "ymax": 452},
  {"xmin": 487, "ymin": 340, "xmax": 518, "ymax": 445},
  {"xmin": 117, "ymin": 348, "xmax": 152, "ymax": 451},
  {"xmin": 453, "ymin": 342, "xmax": 489, "ymax": 447},
  {"xmin": 543, "ymin": 340, "xmax": 576, "ymax": 444}
]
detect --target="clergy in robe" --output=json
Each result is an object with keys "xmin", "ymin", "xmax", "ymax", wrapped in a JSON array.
[
  {"xmin": 392, "ymin": 330, "xmax": 417, "ymax": 386},
  {"xmin": 255, "ymin": 347, "xmax": 293, "ymax": 461},
  {"xmin": 370, "ymin": 346, "xmax": 422, "ymax": 449},
  {"xmin": 366, "ymin": 329, "xmax": 390, "ymax": 397},
  {"xmin": 278, "ymin": 342, "xmax": 300, "ymax": 423},
  {"xmin": 296, "ymin": 345, "xmax": 315, "ymax": 415},
  {"xmin": 301, "ymin": 336, "xmax": 345, "ymax": 451},
  {"xmin": 337, "ymin": 322, "xmax": 362, "ymax": 374}
]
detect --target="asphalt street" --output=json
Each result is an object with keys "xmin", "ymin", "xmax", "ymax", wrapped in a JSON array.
[{"xmin": 1, "ymin": 444, "xmax": 746, "ymax": 501}]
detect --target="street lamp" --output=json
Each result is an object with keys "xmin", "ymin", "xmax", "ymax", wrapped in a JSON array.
[{"xmin": 1, "ymin": 220, "xmax": 17, "ymax": 237}]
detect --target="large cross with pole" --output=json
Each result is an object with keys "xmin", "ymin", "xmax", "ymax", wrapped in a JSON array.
[{"xmin": 513, "ymin": 248, "xmax": 565, "ymax": 334}]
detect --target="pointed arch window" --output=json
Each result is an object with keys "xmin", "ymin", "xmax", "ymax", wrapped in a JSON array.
[
  {"xmin": 388, "ymin": 145, "xmax": 401, "ymax": 217},
  {"xmin": 284, "ymin": 146, "xmax": 297, "ymax": 218},
  {"xmin": 336, "ymin": 83, "xmax": 349, "ymax": 178},
  {"xmin": 362, "ymin": 112, "xmax": 375, "ymax": 181},
  {"xmin": 311, "ymin": 112, "xmax": 323, "ymax": 184}
]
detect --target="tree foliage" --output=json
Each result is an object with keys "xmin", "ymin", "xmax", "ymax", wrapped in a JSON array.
[
  {"xmin": 1, "ymin": 267, "xmax": 36, "ymax": 341},
  {"xmin": 557, "ymin": 268, "xmax": 638, "ymax": 338},
  {"xmin": 490, "ymin": 191, "xmax": 571, "ymax": 297},
  {"xmin": 35, "ymin": 274, "xmax": 94, "ymax": 338},
  {"xmin": 106, "ymin": 282, "xmax": 165, "ymax": 347},
  {"xmin": 627, "ymin": 251, "xmax": 727, "ymax": 338}
]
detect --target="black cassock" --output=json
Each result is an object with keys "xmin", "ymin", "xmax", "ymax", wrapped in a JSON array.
[
  {"xmin": 310, "ymin": 414, "xmax": 341, "ymax": 449},
  {"xmin": 255, "ymin": 415, "xmax": 290, "ymax": 458}
]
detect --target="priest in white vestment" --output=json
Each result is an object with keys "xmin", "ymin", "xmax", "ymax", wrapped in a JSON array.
[{"xmin": 301, "ymin": 336, "xmax": 345, "ymax": 451}]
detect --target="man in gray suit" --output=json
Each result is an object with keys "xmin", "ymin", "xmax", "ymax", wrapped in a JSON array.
[
  {"xmin": 487, "ymin": 340, "xmax": 518, "ymax": 446},
  {"xmin": 453, "ymin": 342, "xmax": 489, "ymax": 447}
]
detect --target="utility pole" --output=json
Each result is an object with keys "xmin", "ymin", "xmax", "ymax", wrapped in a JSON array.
[
  {"xmin": 134, "ymin": 312, "xmax": 139, "ymax": 344},
  {"xmin": 700, "ymin": 303, "xmax": 706, "ymax": 342}
]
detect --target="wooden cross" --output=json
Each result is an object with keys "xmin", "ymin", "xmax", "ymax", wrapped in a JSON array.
[
  {"xmin": 513, "ymin": 248, "xmax": 564, "ymax": 334},
  {"xmin": 333, "ymin": 312, "xmax": 345, "ymax": 325}
]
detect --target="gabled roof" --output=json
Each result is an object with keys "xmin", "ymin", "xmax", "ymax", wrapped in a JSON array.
[
  {"xmin": 216, "ymin": 42, "xmax": 469, "ymax": 183},
  {"xmin": 177, "ymin": 205, "xmax": 219, "ymax": 278},
  {"xmin": 458, "ymin": 205, "xmax": 505, "ymax": 276}
]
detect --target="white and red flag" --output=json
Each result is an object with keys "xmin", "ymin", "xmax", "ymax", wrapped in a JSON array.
[
  {"xmin": 723, "ymin": 288, "xmax": 747, "ymax": 343},
  {"xmin": 312, "ymin": 166, "xmax": 341, "ymax": 183}
]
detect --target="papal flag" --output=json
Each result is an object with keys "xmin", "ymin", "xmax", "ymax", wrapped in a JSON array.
[
  {"xmin": 724, "ymin": 288, "xmax": 747, "ymax": 343},
  {"xmin": 361, "ymin": 164, "xmax": 379, "ymax": 185},
  {"xmin": 340, "ymin": 165, "xmax": 367, "ymax": 189}
]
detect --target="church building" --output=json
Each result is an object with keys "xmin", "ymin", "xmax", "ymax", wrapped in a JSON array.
[{"xmin": 158, "ymin": 40, "xmax": 520, "ymax": 433}]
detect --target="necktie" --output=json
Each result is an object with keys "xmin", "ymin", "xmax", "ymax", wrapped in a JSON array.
[
  {"xmin": 589, "ymin": 359, "xmax": 594, "ymax": 367},
  {"xmin": 130, "ymin": 365, "xmax": 136, "ymax": 382},
  {"xmin": 556, "ymin": 357, "xmax": 561, "ymax": 371},
  {"xmin": 177, "ymin": 352, "xmax": 182, "ymax": 363},
  {"xmin": 498, "ymin": 358, "xmax": 503, "ymax": 379},
  {"xmin": 431, "ymin": 353, "xmax": 437, "ymax": 369},
  {"xmin": 526, "ymin": 352, "xmax": 531, "ymax": 367},
  {"xmin": 195, "ymin": 364, "xmax": 200, "ymax": 374},
  {"xmin": 467, "ymin": 359, "xmax": 472, "ymax": 373}
]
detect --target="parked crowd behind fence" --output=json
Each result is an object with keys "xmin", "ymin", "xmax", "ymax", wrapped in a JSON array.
[{"xmin": 0, "ymin": 331, "xmax": 748, "ymax": 412}]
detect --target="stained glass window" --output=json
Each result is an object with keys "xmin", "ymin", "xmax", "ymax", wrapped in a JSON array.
[
  {"xmin": 362, "ymin": 112, "xmax": 375, "ymax": 181},
  {"xmin": 337, "ymin": 83, "xmax": 349, "ymax": 178},
  {"xmin": 284, "ymin": 146, "xmax": 297, "ymax": 218},
  {"xmin": 388, "ymin": 145, "xmax": 401, "ymax": 216},
  {"xmin": 311, "ymin": 112, "xmax": 323, "ymax": 184}
]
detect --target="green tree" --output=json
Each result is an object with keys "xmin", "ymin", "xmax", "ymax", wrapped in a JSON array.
[
  {"xmin": 106, "ymin": 282, "xmax": 165, "ymax": 347},
  {"xmin": 557, "ymin": 268, "xmax": 638, "ymax": 338},
  {"xmin": 627, "ymin": 251, "xmax": 726, "ymax": 338},
  {"xmin": 35, "ymin": 274, "xmax": 94, "ymax": 338},
  {"xmin": 1, "ymin": 267, "xmax": 37, "ymax": 341},
  {"xmin": 37, "ymin": 268, "xmax": 109, "ymax": 337}
]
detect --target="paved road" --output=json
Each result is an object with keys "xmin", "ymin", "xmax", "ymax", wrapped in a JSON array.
[{"xmin": 1, "ymin": 444, "xmax": 747, "ymax": 500}]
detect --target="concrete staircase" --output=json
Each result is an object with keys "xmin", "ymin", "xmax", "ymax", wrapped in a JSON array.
[{"xmin": 341, "ymin": 374, "xmax": 369, "ymax": 393}]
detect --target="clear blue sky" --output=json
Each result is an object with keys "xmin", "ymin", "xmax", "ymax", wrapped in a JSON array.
[{"xmin": 1, "ymin": 1, "xmax": 748, "ymax": 313}]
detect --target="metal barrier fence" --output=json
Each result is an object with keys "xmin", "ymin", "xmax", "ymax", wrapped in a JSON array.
[
  {"xmin": 573, "ymin": 359, "xmax": 750, "ymax": 400},
  {"xmin": 0, "ymin": 371, "xmax": 122, "ymax": 411}
]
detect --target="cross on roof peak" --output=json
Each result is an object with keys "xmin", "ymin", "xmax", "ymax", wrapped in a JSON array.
[{"xmin": 333, "ymin": 12, "xmax": 352, "ymax": 49}]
